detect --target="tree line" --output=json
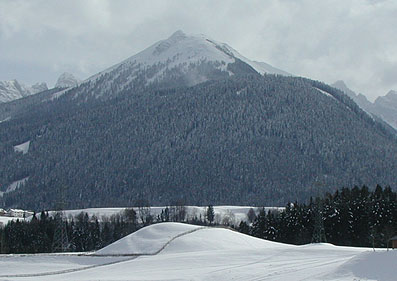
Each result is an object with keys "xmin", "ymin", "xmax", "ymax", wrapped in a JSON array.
[
  {"xmin": 240, "ymin": 185, "xmax": 396, "ymax": 248},
  {"xmin": 2, "ymin": 75, "xmax": 397, "ymax": 209},
  {"xmin": 0, "ymin": 204, "xmax": 212, "ymax": 254},
  {"xmin": 0, "ymin": 185, "xmax": 396, "ymax": 254}
]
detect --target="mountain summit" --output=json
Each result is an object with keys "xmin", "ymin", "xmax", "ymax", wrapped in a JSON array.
[
  {"xmin": 69, "ymin": 30, "xmax": 289, "ymax": 100},
  {"xmin": 55, "ymin": 72, "xmax": 80, "ymax": 88},
  {"xmin": 1, "ymin": 31, "xmax": 397, "ymax": 209},
  {"xmin": 94, "ymin": 30, "xmax": 289, "ymax": 78}
]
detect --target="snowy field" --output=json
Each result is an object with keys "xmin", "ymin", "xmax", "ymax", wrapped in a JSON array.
[{"xmin": 0, "ymin": 222, "xmax": 395, "ymax": 281}]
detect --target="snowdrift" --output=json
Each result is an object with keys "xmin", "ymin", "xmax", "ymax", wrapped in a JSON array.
[
  {"xmin": 329, "ymin": 250, "xmax": 397, "ymax": 281},
  {"xmin": 162, "ymin": 227, "xmax": 292, "ymax": 254},
  {"xmin": 2, "ymin": 222, "xmax": 391, "ymax": 281},
  {"xmin": 95, "ymin": 222, "xmax": 292, "ymax": 256},
  {"xmin": 95, "ymin": 222, "xmax": 201, "ymax": 255}
]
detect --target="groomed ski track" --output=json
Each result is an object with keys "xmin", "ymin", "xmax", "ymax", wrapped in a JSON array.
[{"xmin": 0, "ymin": 225, "xmax": 207, "ymax": 278}]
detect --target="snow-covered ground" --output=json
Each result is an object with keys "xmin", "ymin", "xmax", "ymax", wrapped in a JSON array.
[
  {"xmin": 0, "ymin": 216, "xmax": 19, "ymax": 226},
  {"xmin": 0, "ymin": 222, "xmax": 394, "ymax": 281}
]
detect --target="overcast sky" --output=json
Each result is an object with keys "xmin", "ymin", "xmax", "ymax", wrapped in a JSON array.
[{"xmin": 0, "ymin": 0, "xmax": 396, "ymax": 101}]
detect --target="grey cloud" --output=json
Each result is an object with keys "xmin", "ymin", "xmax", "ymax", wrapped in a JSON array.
[{"xmin": 0, "ymin": 0, "xmax": 396, "ymax": 99}]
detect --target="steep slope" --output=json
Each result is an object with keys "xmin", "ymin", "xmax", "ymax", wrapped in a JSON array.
[
  {"xmin": 0, "ymin": 72, "xmax": 79, "ymax": 122},
  {"xmin": 373, "ymin": 90, "xmax": 397, "ymax": 129},
  {"xmin": 0, "ymin": 87, "xmax": 64, "ymax": 122},
  {"xmin": 60, "ymin": 30, "xmax": 287, "ymax": 101},
  {"xmin": 0, "ymin": 32, "xmax": 396, "ymax": 209},
  {"xmin": 0, "ymin": 80, "xmax": 48, "ymax": 103},
  {"xmin": 1, "ymin": 74, "xmax": 396, "ymax": 209},
  {"xmin": 331, "ymin": 80, "xmax": 373, "ymax": 111}
]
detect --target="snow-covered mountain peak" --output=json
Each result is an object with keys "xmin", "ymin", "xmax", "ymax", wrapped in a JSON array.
[
  {"xmin": 88, "ymin": 31, "xmax": 289, "ymax": 84},
  {"xmin": 167, "ymin": 30, "xmax": 188, "ymax": 42},
  {"xmin": 31, "ymin": 82, "xmax": 48, "ymax": 93},
  {"xmin": 375, "ymin": 89, "xmax": 397, "ymax": 108},
  {"xmin": 131, "ymin": 31, "xmax": 235, "ymax": 67},
  {"xmin": 55, "ymin": 72, "xmax": 80, "ymax": 88},
  {"xmin": 385, "ymin": 89, "xmax": 397, "ymax": 98},
  {"xmin": 0, "ymin": 79, "xmax": 48, "ymax": 103},
  {"xmin": 64, "ymin": 31, "xmax": 290, "ymax": 100}
]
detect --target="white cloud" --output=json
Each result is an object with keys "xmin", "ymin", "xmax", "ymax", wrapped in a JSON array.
[{"xmin": 0, "ymin": 0, "xmax": 396, "ymax": 99}]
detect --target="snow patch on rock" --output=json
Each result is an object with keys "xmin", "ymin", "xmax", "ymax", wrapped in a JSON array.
[{"xmin": 13, "ymin": 140, "xmax": 30, "ymax": 154}]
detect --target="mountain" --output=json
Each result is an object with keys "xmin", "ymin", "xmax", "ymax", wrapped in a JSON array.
[
  {"xmin": 0, "ymin": 31, "xmax": 396, "ymax": 210},
  {"xmin": 331, "ymin": 80, "xmax": 373, "ymax": 111},
  {"xmin": 55, "ymin": 72, "xmax": 80, "ymax": 88},
  {"xmin": 61, "ymin": 30, "xmax": 289, "ymax": 101},
  {"xmin": 373, "ymin": 90, "xmax": 397, "ymax": 129},
  {"xmin": 0, "ymin": 72, "xmax": 80, "ymax": 122},
  {"xmin": 332, "ymin": 81, "xmax": 397, "ymax": 130},
  {"xmin": 0, "ymin": 80, "xmax": 48, "ymax": 103}
]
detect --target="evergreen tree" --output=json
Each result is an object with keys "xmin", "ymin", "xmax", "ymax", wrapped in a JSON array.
[{"xmin": 206, "ymin": 205, "xmax": 215, "ymax": 225}]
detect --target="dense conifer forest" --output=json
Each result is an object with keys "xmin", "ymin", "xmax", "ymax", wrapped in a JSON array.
[
  {"xmin": 1, "ymin": 75, "xmax": 397, "ymax": 209},
  {"xmin": 1, "ymin": 185, "xmax": 395, "ymax": 254}
]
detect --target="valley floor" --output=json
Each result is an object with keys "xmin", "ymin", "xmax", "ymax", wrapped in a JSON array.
[{"xmin": 0, "ymin": 223, "xmax": 395, "ymax": 281}]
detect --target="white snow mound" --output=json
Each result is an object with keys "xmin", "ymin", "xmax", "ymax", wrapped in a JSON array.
[
  {"xmin": 95, "ymin": 222, "xmax": 292, "ymax": 256},
  {"xmin": 95, "ymin": 222, "xmax": 201, "ymax": 255},
  {"xmin": 162, "ymin": 227, "xmax": 292, "ymax": 254}
]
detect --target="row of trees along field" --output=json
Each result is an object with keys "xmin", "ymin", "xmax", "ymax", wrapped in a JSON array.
[
  {"xmin": 241, "ymin": 185, "xmax": 396, "ymax": 248},
  {"xmin": 0, "ymin": 185, "xmax": 396, "ymax": 253}
]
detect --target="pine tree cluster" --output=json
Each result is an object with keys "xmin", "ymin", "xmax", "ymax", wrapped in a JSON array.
[
  {"xmin": 0, "ymin": 205, "xmax": 214, "ymax": 254},
  {"xmin": 1, "ymin": 75, "xmax": 397, "ymax": 209},
  {"xmin": 0, "ymin": 209, "xmax": 138, "ymax": 254},
  {"xmin": 241, "ymin": 185, "xmax": 396, "ymax": 248}
]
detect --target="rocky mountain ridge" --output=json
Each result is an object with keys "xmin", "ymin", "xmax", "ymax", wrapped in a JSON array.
[
  {"xmin": 0, "ymin": 80, "xmax": 48, "ymax": 103},
  {"xmin": 332, "ymin": 80, "xmax": 397, "ymax": 129}
]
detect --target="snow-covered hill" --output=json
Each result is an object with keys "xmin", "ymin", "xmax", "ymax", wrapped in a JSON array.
[
  {"xmin": 0, "ymin": 80, "xmax": 48, "ymax": 103},
  {"xmin": 0, "ymin": 223, "xmax": 394, "ymax": 281},
  {"xmin": 66, "ymin": 30, "xmax": 289, "ymax": 100}
]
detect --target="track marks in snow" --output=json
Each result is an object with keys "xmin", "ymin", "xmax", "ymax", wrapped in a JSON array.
[{"xmin": 0, "ymin": 225, "xmax": 206, "ymax": 278}]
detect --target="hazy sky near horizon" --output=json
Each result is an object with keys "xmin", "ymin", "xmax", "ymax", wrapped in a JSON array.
[{"xmin": 0, "ymin": 0, "xmax": 396, "ymax": 101}]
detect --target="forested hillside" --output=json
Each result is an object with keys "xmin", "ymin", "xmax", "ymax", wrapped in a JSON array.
[{"xmin": 0, "ymin": 74, "xmax": 396, "ymax": 209}]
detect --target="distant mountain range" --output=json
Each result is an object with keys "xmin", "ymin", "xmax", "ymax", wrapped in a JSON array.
[
  {"xmin": 0, "ymin": 72, "xmax": 80, "ymax": 104},
  {"xmin": 0, "ymin": 80, "xmax": 47, "ymax": 103},
  {"xmin": 0, "ymin": 31, "xmax": 396, "ymax": 210},
  {"xmin": 332, "ymin": 80, "xmax": 397, "ymax": 129}
]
